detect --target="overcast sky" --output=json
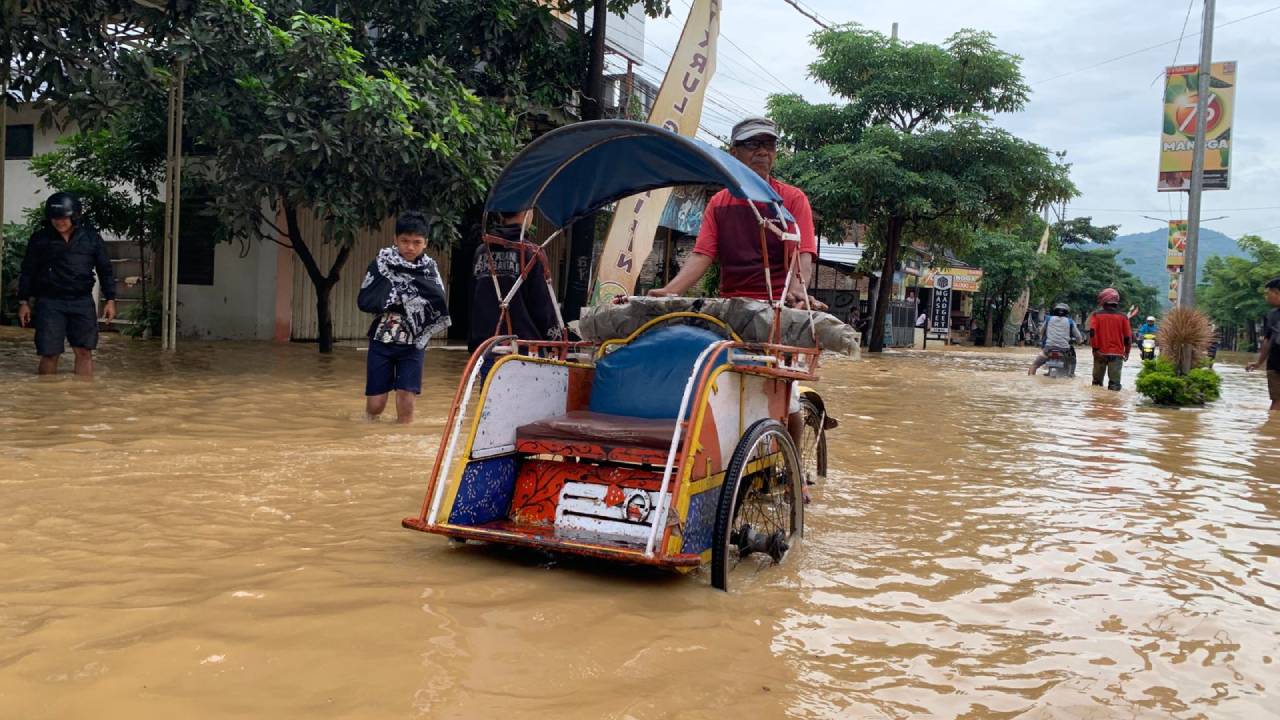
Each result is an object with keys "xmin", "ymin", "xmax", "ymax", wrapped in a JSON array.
[{"xmin": 633, "ymin": 0, "xmax": 1279, "ymax": 241}]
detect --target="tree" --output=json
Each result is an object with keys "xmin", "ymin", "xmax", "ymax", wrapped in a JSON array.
[
  {"xmin": 176, "ymin": 1, "xmax": 516, "ymax": 352},
  {"xmin": 1199, "ymin": 234, "xmax": 1280, "ymax": 350},
  {"xmin": 770, "ymin": 26, "xmax": 1075, "ymax": 352},
  {"xmin": 963, "ymin": 214, "xmax": 1044, "ymax": 345}
]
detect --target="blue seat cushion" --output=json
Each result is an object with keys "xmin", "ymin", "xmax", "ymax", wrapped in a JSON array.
[{"xmin": 588, "ymin": 324, "xmax": 727, "ymax": 419}]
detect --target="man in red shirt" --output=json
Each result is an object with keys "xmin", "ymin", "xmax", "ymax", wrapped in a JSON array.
[
  {"xmin": 648, "ymin": 116, "xmax": 820, "ymax": 307},
  {"xmin": 648, "ymin": 115, "xmax": 822, "ymax": 454},
  {"xmin": 1088, "ymin": 287, "xmax": 1133, "ymax": 391}
]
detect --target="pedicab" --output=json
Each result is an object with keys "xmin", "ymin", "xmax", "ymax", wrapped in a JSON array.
[{"xmin": 402, "ymin": 120, "xmax": 853, "ymax": 590}]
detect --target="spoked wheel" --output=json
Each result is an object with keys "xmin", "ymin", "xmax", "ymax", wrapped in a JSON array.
[
  {"xmin": 711, "ymin": 419, "xmax": 804, "ymax": 591},
  {"xmin": 797, "ymin": 396, "xmax": 828, "ymax": 487}
]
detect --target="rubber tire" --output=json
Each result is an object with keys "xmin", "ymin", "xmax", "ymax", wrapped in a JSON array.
[
  {"xmin": 798, "ymin": 396, "xmax": 828, "ymax": 480},
  {"xmin": 710, "ymin": 419, "xmax": 804, "ymax": 591}
]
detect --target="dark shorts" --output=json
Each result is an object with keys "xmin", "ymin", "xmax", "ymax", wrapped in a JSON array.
[
  {"xmin": 365, "ymin": 340, "xmax": 425, "ymax": 396},
  {"xmin": 34, "ymin": 296, "xmax": 99, "ymax": 356}
]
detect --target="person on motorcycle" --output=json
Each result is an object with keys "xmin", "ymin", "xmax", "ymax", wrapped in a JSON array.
[
  {"xmin": 1088, "ymin": 287, "xmax": 1133, "ymax": 390},
  {"xmin": 1137, "ymin": 315, "xmax": 1159, "ymax": 336},
  {"xmin": 1028, "ymin": 303, "xmax": 1083, "ymax": 376}
]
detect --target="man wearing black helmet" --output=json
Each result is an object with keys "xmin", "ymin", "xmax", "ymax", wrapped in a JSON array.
[
  {"xmin": 16, "ymin": 192, "xmax": 116, "ymax": 377},
  {"xmin": 1028, "ymin": 302, "xmax": 1083, "ymax": 376}
]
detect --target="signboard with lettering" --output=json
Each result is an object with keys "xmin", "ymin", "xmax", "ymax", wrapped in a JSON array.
[
  {"xmin": 1158, "ymin": 61, "xmax": 1236, "ymax": 192},
  {"xmin": 930, "ymin": 275, "xmax": 953, "ymax": 334}
]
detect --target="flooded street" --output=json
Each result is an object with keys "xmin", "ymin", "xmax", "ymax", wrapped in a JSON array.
[{"xmin": 1, "ymin": 328, "xmax": 1277, "ymax": 719}]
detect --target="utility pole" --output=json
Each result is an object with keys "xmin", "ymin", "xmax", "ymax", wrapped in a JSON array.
[
  {"xmin": 1180, "ymin": 0, "xmax": 1215, "ymax": 308},
  {"xmin": 564, "ymin": 0, "xmax": 609, "ymax": 321}
]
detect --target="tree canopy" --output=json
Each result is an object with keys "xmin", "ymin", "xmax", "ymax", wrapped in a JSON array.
[
  {"xmin": 1199, "ymin": 234, "xmax": 1280, "ymax": 346},
  {"xmin": 769, "ymin": 25, "xmax": 1075, "ymax": 352}
]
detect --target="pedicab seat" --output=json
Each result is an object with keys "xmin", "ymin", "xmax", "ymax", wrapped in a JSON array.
[{"xmin": 515, "ymin": 324, "xmax": 726, "ymax": 462}]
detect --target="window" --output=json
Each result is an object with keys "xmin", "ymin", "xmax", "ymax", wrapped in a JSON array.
[
  {"xmin": 177, "ymin": 198, "xmax": 219, "ymax": 286},
  {"xmin": 5, "ymin": 124, "xmax": 34, "ymax": 160}
]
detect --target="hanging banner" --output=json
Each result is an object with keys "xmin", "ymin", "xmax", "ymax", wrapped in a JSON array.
[
  {"xmin": 1168, "ymin": 271, "xmax": 1180, "ymax": 303},
  {"xmin": 1158, "ymin": 61, "xmax": 1237, "ymax": 192},
  {"xmin": 1166, "ymin": 219, "xmax": 1187, "ymax": 270},
  {"xmin": 920, "ymin": 267, "xmax": 984, "ymax": 293},
  {"xmin": 590, "ymin": 0, "xmax": 720, "ymax": 304}
]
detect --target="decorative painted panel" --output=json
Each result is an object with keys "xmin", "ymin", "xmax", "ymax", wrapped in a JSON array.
[{"xmin": 447, "ymin": 457, "xmax": 518, "ymax": 526}]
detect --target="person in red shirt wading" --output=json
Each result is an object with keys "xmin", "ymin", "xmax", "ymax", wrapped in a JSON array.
[
  {"xmin": 648, "ymin": 115, "xmax": 824, "ymax": 447},
  {"xmin": 1088, "ymin": 287, "xmax": 1133, "ymax": 391}
]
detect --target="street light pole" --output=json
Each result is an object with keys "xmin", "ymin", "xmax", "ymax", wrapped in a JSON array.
[{"xmin": 1180, "ymin": 0, "xmax": 1216, "ymax": 308}]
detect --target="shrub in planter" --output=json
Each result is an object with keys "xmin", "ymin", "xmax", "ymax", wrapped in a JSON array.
[{"xmin": 1136, "ymin": 357, "xmax": 1221, "ymax": 406}]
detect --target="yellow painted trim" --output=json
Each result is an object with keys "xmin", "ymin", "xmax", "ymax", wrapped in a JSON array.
[
  {"xmin": 436, "ymin": 353, "xmax": 592, "ymax": 524},
  {"xmin": 595, "ymin": 312, "xmax": 742, "ymax": 358},
  {"xmin": 666, "ymin": 359, "xmax": 740, "ymax": 555}
]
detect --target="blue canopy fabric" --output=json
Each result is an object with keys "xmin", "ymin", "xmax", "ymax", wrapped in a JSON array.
[{"xmin": 485, "ymin": 120, "xmax": 794, "ymax": 228}]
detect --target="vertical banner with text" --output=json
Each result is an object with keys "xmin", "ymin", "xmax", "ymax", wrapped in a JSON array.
[
  {"xmin": 1158, "ymin": 61, "xmax": 1237, "ymax": 192},
  {"xmin": 1166, "ymin": 219, "xmax": 1187, "ymax": 270},
  {"xmin": 590, "ymin": 0, "xmax": 720, "ymax": 305}
]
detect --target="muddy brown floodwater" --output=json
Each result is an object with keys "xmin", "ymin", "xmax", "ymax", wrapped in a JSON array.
[{"xmin": 1, "ymin": 328, "xmax": 1277, "ymax": 719}]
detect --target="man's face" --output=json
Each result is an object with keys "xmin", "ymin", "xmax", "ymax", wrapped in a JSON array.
[
  {"xmin": 1266, "ymin": 287, "xmax": 1280, "ymax": 307},
  {"xmin": 51, "ymin": 217, "xmax": 73, "ymax": 235},
  {"xmin": 730, "ymin": 135, "xmax": 777, "ymax": 179},
  {"xmin": 395, "ymin": 233, "xmax": 427, "ymax": 262}
]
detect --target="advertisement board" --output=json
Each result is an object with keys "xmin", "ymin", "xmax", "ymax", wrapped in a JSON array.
[
  {"xmin": 1158, "ymin": 62, "xmax": 1236, "ymax": 192},
  {"xmin": 1167, "ymin": 219, "xmax": 1187, "ymax": 270}
]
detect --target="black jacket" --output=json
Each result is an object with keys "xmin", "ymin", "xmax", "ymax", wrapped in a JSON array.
[
  {"xmin": 468, "ymin": 224, "xmax": 561, "ymax": 351},
  {"xmin": 18, "ymin": 223, "xmax": 116, "ymax": 300}
]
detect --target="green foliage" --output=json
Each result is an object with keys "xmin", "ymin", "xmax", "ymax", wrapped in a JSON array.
[
  {"xmin": 2, "ymin": 222, "xmax": 35, "ymax": 319},
  {"xmin": 1032, "ymin": 221, "xmax": 1160, "ymax": 323},
  {"xmin": 28, "ymin": 119, "xmax": 167, "ymax": 249},
  {"xmin": 1136, "ymin": 357, "xmax": 1221, "ymax": 406},
  {"xmin": 1055, "ymin": 216, "xmax": 1117, "ymax": 246},
  {"xmin": 176, "ymin": 2, "xmax": 517, "ymax": 250},
  {"xmin": 962, "ymin": 216, "xmax": 1043, "ymax": 339},
  {"xmin": 1199, "ymin": 234, "xmax": 1280, "ymax": 332},
  {"xmin": 122, "ymin": 289, "xmax": 164, "ymax": 338}
]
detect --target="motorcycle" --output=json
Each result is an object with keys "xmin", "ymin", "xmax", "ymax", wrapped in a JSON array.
[
  {"xmin": 1140, "ymin": 333, "xmax": 1157, "ymax": 361},
  {"xmin": 1043, "ymin": 347, "xmax": 1075, "ymax": 378}
]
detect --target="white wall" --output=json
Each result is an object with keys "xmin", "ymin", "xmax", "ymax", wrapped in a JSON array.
[
  {"xmin": 3, "ymin": 106, "xmax": 70, "ymax": 225},
  {"xmin": 177, "ymin": 234, "xmax": 279, "ymax": 340}
]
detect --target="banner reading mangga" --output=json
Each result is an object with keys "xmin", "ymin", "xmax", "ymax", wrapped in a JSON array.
[{"xmin": 1158, "ymin": 62, "xmax": 1237, "ymax": 192}]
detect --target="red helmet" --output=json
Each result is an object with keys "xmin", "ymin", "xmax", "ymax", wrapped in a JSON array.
[{"xmin": 1097, "ymin": 287, "xmax": 1120, "ymax": 305}]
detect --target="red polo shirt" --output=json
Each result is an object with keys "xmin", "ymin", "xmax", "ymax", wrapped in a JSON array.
[
  {"xmin": 1089, "ymin": 309, "xmax": 1133, "ymax": 356},
  {"xmin": 692, "ymin": 177, "xmax": 817, "ymax": 300}
]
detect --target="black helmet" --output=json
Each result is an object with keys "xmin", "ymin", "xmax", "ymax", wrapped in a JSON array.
[{"xmin": 45, "ymin": 192, "xmax": 82, "ymax": 222}]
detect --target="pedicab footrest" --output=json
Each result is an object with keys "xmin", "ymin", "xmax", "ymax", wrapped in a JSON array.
[{"xmin": 516, "ymin": 410, "xmax": 679, "ymax": 465}]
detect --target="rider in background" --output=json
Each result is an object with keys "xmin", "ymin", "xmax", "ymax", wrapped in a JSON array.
[
  {"xmin": 1137, "ymin": 315, "xmax": 1159, "ymax": 336},
  {"xmin": 1088, "ymin": 287, "xmax": 1133, "ymax": 391},
  {"xmin": 1028, "ymin": 303, "xmax": 1082, "ymax": 376}
]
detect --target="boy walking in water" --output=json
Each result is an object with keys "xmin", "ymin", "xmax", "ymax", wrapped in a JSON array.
[
  {"xmin": 1245, "ymin": 277, "xmax": 1280, "ymax": 411},
  {"xmin": 1088, "ymin": 287, "xmax": 1133, "ymax": 391},
  {"xmin": 357, "ymin": 212, "xmax": 450, "ymax": 423}
]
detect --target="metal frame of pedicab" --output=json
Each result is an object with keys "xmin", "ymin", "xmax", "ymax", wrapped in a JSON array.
[{"xmin": 402, "ymin": 120, "xmax": 823, "ymax": 580}]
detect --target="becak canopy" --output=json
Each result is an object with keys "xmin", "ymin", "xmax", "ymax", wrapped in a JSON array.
[{"xmin": 484, "ymin": 119, "xmax": 795, "ymax": 228}]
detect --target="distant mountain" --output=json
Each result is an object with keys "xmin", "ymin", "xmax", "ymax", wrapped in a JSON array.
[{"xmin": 1107, "ymin": 227, "xmax": 1245, "ymax": 307}]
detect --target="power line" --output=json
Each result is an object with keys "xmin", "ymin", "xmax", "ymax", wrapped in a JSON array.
[
  {"xmin": 1071, "ymin": 206, "xmax": 1280, "ymax": 213},
  {"xmin": 667, "ymin": 0, "xmax": 800, "ymax": 95},
  {"xmin": 1032, "ymin": 3, "xmax": 1280, "ymax": 85},
  {"xmin": 779, "ymin": 0, "xmax": 829, "ymax": 29},
  {"xmin": 1149, "ymin": 0, "xmax": 1198, "ymax": 86}
]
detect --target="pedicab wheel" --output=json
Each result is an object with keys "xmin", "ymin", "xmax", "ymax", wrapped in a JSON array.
[
  {"xmin": 798, "ymin": 396, "xmax": 828, "ymax": 485},
  {"xmin": 711, "ymin": 419, "xmax": 804, "ymax": 591}
]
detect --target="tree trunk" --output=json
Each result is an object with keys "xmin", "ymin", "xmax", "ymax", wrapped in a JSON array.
[
  {"xmin": 868, "ymin": 217, "xmax": 904, "ymax": 353},
  {"xmin": 283, "ymin": 200, "xmax": 351, "ymax": 354},
  {"xmin": 983, "ymin": 297, "xmax": 994, "ymax": 347}
]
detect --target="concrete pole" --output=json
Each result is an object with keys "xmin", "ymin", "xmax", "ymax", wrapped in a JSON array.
[
  {"xmin": 161, "ymin": 68, "xmax": 177, "ymax": 350},
  {"xmin": 0, "ymin": 83, "xmax": 7, "ymax": 323},
  {"xmin": 1180, "ymin": 0, "xmax": 1215, "ymax": 308},
  {"xmin": 167, "ymin": 60, "xmax": 186, "ymax": 349}
]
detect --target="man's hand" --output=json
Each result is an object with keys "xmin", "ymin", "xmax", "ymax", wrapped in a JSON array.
[
  {"xmin": 647, "ymin": 287, "xmax": 678, "ymax": 298},
  {"xmin": 17, "ymin": 303, "xmax": 31, "ymax": 328},
  {"xmin": 1246, "ymin": 361, "xmax": 1260, "ymax": 372},
  {"xmin": 103, "ymin": 300, "xmax": 117, "ymax": 326},
  {"xmin": 786, "ymin": 294, "xmax": 828, "ymax": 311}
]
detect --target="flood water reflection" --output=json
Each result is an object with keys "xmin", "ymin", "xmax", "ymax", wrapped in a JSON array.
[{"xmin": 1, "ymin": 328, "xmax": 1277, "ymax": 719}]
